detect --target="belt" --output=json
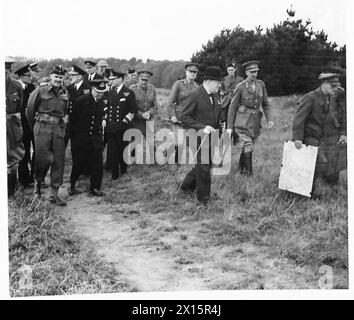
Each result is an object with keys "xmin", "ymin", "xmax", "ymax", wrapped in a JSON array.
[
  {"xmin": 36, "ymin": 113, "xmax": 64, "ymax": 124},
  {"xmin": 240, "ymin": 105, "xmax": 260, "ymax": 114}
]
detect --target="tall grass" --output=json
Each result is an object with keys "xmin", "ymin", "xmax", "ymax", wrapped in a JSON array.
[{"xmin": 8, "ymin": 194, "xmax": 131, "ymax": 297}]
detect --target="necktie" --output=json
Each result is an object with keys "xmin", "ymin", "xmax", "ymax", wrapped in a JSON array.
[{"xmin": 208, "ymin": 94, "xmax": 214, "ymax": 106}]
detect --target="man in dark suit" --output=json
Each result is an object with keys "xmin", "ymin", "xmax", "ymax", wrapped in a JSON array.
[
  {"xmin": 179, "ymin": 66, "xmax": 222, "ymax": 204},
  {"xmin": 105, "ymin": 69, "xmax": 137, "ymax": 180},
  {"xmin": 69, "ymin": 79, "xmax": 108, "ymax": 196},
  {"xmin": 15, "ymin": 64, "xmax": 36, "ymax": 188}
]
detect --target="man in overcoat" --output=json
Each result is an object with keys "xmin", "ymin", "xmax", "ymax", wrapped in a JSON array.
[
  {"xmin": 292, "ymin": 72, "xmax": 346, "ymax": 191},
  {"xmin": 179, "ymin": 66, "xmax": 222, "ymax": 204}
]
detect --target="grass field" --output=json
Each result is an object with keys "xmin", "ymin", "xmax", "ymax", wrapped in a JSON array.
[{"xmin": 8, "ymin": 88, "xmax": 348, "ymax": 295}]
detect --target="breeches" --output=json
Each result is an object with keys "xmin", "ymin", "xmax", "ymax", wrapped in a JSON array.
[{"xmin": 236, "ymin": 132, "xmax": 257, "ymax": 153}]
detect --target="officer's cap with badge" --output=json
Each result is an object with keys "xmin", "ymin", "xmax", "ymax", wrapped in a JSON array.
[
  {"xmin": 50, "ymin": 65, "xmax": 67, "ymax": 76},
  {"xmin": 5, "ymin": 57, "xmax": 15, "ymax": 70},
  {"xmin": 109, "ymin": 69, "xmax": 126, "ymax": 80},
  {"xmin": 185, "ymin": 62, "xmax": 200, "ymax": 73},
  {"xmin": 68, "ymin": 65, "xmax": 86, "ymax": 76},
  {"xmin": 14, "ymin": 64, "xmax": 31, "ymax": 77},
  {"xmin": 242, "ymin": 60, "xmax": 260, "ymax": 72},
  {"xmin": 85, "ymin": 60, "xmax": 97, "ymax": 68},
  {"xmin": 128, "ymin": 67, "xmax": 136, "ymax": 74},
  {"xmin": 29, "ymin": 62, "xmax": 41, "ymax": 72},
  {"xmin": 90, "ymin": 79, "xmax": 108, "ymax": 92},
  {"xmin": 138, "ymin": 69, "xmax": 153, "ymax": 80},
  {"xmin": 96, "ymin": 60, "xmax": 108, "ymax": 68}
]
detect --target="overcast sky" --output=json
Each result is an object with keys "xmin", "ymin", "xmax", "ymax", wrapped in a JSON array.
[{"xmin": 1, "ymin": 0, "xmax": 348, "ymax": 61}]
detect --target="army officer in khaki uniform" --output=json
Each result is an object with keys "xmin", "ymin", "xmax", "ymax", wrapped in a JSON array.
[
  {"xmin": 130, "ymin": 70, "xmax": 159, "ymax": 138},
  {"xmin": 227, "ymin": 61, "xmax": 273, "ymax": 176},
  {"xmin": 26, "ymin": 65, "xmax": 69, "ymax": 205}
]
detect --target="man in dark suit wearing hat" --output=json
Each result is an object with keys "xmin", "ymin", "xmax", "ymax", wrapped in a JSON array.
[
  {"xmin": 69, "ymin": 79, "xmax": 108, "ymax": 196},
  {"xmin": 15, "ymin": 64, "xmax": 36, "ymax": 188},
  {"xmin": 179, "ymin": 66, "xmax": 222, "ymax": 204},
  {"xmin": 227, "ymin": 60, "xmax": 273, "ymax": 177},
  {"xmin": 105, "ymin": 69, "xmax": 137, "ymax": 179},
  {"xmin": 292, "ymin": 71, "xmax": 346, "ymax": 194},
  {"xmin": 26, "ymin": 65, "xmax": 69, "ymax": 205}
]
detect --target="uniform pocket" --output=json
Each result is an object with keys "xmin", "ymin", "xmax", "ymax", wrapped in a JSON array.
[{"xmin": 235, "ymin": 106, "xmax": 251, "ymax": 130}]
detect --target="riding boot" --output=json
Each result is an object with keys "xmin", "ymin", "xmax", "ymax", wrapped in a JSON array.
[
  {"xmin": 237, "ymin": 152, "xmax": 245, "ymax": 174},
  {"xmin": 8, "ymin": 173, "xmax": 17, "ymax": 197},
  {"xmin": 244, "ymin": 152, "xmax": 253, "ymax": 177},
  {"xmin": 34, "ymin": 180, "xmax": 41, "ymax": 198}
]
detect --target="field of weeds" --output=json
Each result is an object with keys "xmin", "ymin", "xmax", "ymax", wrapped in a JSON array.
[{"xmin": 8, "ymin": 89, "xmax": 348, "ymax": 295}]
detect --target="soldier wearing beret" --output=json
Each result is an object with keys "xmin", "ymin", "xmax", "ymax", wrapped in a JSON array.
[
  {"xmin": 130, "ymin": 69, "xmax": 159, "ymax": 138},
  {"xmin": 105, "ymin": 69, "xmax": 137, "ymax": 179},
  {"xmin": 6, "ymin": 58, "xmax": 25, "ymax": 197},
  {"xmin": 15, "ymin": 64, "xmax": 36, "ymax": 188},
  {"xmin": 292, "ymin": 71, "xmax": 346, "ymax": 194},
  {"xmin": 227, "ymin": 60, "xmax": 273, "ymax": 176},
  {"xmin": 69, "ymin": 80, "xmax": 108, "ymax": 196},
  {"xmin": 168, "ymin": 62, "xmax": 199, "ymax": 163},
  {"xmin": 179, "ymin": 66, "xmax": 222, "ymax": 204},
  {"xmin": 26, "ymin": 65, "xmax": 69, "ymax": 205}
]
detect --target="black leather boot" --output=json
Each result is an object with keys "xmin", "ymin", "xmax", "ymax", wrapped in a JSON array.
[
  {"xmin": 8, "ymin": 173, "xmax": 17, "ymax": 197},
  {"xmin": 244, "ymin": 152, "xmax": 253, "ymax": 177},
  {"xmin": 34, "ymin": 180, "xmax": 41, "ymax": 198},
  {"xmin": 68, "ymin": 181, "xmax": 76, "ymax": 196},
  {"xmin": 237, "ymin": 152, "xmax": 245, "ymax": 174}
]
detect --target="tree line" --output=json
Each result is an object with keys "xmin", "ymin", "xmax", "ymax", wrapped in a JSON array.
[{"xmin": 10, "ymin": 9, "xmax": 345, "ymax": 95}]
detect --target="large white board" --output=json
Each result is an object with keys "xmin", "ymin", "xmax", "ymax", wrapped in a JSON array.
[{"xmin": 278, "ymin": 141, "xmax": 318, "ymax": 197}]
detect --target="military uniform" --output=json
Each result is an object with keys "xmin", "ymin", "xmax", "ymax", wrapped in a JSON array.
[
  {"xmin": 168, "ymin": 78, "xmax": 198, "ymax": 163},
  {"xmin": 106, "ymin": 84, "xmax": 137, "ymax": 178},
  {"xmin": 26, "ymin": 71, "xmax": 69, "ymax": 200},
  {"xmin": 292, "ymin": 86, "xmax": 346, "ymax": 184},
  {"xmin": 130, "ymin": 82, "xmax": 158, "ymax": 137},
  {"xmin": 227, "ymin": 61, "xmax": 271, "ymax": 176},
  {"xmin": 220, "ymin": 74, "xmax": 243, "ymax": 114},
  {"xmin": 6, "ymin": 72, "xmax": 25, "ymax": 196},
  {"xmin": 69, "ymin": 92, "xmax": 106, "ymax": 193}
]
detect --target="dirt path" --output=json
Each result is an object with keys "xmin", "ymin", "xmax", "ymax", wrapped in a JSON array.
[{"xmin": 59, "ymin": 178, "xmax": 321, "ymax": 292}]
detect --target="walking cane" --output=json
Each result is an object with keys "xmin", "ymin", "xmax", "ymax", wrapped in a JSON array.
[{"xmin": 175, "ymin": 133, "xmax": 209, "ymax": 195}]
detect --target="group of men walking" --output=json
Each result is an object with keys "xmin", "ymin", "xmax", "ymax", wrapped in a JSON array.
[{"xmin": 5, "ymin": 57, "xmax": 346, "ymax": 205}]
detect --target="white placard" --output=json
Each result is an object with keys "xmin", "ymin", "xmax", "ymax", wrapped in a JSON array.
[{"xmin": 278, "ymin": 141, "xmax": 318, "ymax": 197}]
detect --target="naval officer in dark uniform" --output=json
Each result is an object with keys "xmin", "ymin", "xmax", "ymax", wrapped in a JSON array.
[
  {"xmin": 105, "ymin": 69, "xmax": 137, "ymax": 179},
  {"xmin": 69, "ymin": 79, "xmax": 108, "ymax": 196}
]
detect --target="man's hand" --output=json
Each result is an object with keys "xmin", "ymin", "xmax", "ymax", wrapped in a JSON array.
[
  {"xmin": 171, "ymin": 116, "xmax": 178, "ymax": 124},
  {"xmin": 295, "ymin": 140, "xmax": 302, "ymax": 149},
  {"xmin": 338, "ymin": 135, "xmax": 347, "ymax": 145},
  {"xmin": 267, "ymin": 121, "xmax": 274, "ymax": 129},
  {"xmin": 203, "ymin": 125, "xmax": 216, "ymax": 134},
  {"xmin": 102, "ymin": 119, "xmax": 106, "ymax": 128},
  {"xmin": 226, "ymin": 128, "xmax": 232, "ymax": 135},
  {"xmin": 142, "ymin": 111, "xmax": 151, "ymax": 120}
]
